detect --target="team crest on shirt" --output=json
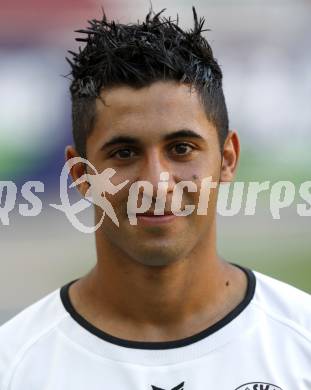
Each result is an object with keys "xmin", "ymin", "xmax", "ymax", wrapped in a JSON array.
[
  {"xmin": 234, "ymin": 382, "xmax": 283, "ymax": 390},
  {"xmin": 151, "ymin": 381, "xmax": 185, "ymax": 390},
  {"xmin": 150, "ymin": 381, "xmax": 283, "ymax": 390}
]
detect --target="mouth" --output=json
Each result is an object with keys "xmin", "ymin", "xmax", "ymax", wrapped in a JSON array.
[
  {"xmin": 135, "ymin": 211, "xmax": 176, "ymax": 225},
  {"xmin": 136, "ymin": 211, "xmax": 174, "ymax": 217}
]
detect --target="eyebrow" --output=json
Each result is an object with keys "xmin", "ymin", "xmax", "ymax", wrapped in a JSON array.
[{"xmin": 100, "ymin": 129, "xmax": 205, "ymax": 151}]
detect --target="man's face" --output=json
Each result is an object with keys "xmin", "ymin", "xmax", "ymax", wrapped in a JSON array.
[{"xmin": 83, "ymin": 80, "xmax": 225, "ymax": 266}]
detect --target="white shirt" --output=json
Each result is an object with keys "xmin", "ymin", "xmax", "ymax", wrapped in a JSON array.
[{"xmin": 0, "ymin": 264, "xmax": 310, "ymax": 390}]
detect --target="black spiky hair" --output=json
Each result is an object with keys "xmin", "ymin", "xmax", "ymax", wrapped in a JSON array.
[{"xmin": 65, "ymin": 7, "xmax": 229, "ymax": 158}]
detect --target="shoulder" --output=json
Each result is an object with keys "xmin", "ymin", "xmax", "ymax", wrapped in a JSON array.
[
  {"xmin": 0, "ymin": 287, "xmax": 68, "ymax": 389},
  {"xmin": 252, "ymin": 269, "xmax": 311, "ymax": 341}
]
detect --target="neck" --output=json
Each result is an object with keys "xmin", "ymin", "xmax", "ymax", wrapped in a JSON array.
[{"xmin": 69, "ymin": 220, "xmax": 248, "ymax": 341}]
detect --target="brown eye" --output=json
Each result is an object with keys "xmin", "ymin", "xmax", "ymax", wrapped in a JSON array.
[
  {"xmin": 171, "ymin": 143, "xmax": 194, "ymax": 155},
  {"xmin": 111, "ymin": 148, "xmax": 136, "ymax": 159}
]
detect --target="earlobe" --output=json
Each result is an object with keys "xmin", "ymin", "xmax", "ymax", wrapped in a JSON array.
[
  {"xmin": 64, "ymin": 145, "xmax": 90, "ymax": 197},
  {"xmin": 219, "ymin": 130, "xmax": 240, "ymax": 183},
  {"xmin": 220, "ymin": 157, "xmax": 233, "ymax": 183}
]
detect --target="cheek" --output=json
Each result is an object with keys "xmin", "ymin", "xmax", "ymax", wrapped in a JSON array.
[
  {"xmin": 173, "ymin": 150, "xmax": 221, "ymax": 182},
  {"xmin": 104, "ymin": 181, "xmax": 132, "ymax": 211},
  {"xmin": 179, "ymin": 169, "xmax": 220, "ymax": 211},
  {"xmin": 176, "ymin": 169, "xmax": 220, "ymax": 195}
]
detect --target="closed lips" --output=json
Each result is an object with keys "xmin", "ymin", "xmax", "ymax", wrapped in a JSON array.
[{"xmin": 136, "ymin": 212, "xmax": 173, "ymax": 216}]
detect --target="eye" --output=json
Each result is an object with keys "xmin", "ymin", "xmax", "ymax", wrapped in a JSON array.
[
  {"xmin": 110, "ymin": 147, "xmax": 137, "ymax": 159},
  {"xmin": 170, "ymin": 142, "xmax": 195, "ymax": 156}
]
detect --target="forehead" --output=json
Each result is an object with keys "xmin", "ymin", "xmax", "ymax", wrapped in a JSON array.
[{"xmin": 91, "ymin": 81, "xmax": 216, "ymax": 141}]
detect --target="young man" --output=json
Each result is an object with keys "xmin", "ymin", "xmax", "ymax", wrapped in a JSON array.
[{"xmin": 0, "ymin": 8, "xmax": 310, "ymax": 390}]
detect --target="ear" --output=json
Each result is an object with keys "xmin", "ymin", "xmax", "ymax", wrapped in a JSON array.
[
  {"xmin": 220, "ymin": 130, "xmax": 240, "ymax": 183},
  {"xmin": 65, "ymin": 145, "xmax": 90, "ymax": 197}
]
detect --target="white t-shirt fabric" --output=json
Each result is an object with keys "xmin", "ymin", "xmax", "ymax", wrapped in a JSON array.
[{"xmin": 0, "ymin": 264, "xmax": 310, "ymax": 390}]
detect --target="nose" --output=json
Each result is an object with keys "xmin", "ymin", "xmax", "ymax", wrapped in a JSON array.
[{"xmin": 138, "ymin": 147, "xmax": 175, "ymax": 202}]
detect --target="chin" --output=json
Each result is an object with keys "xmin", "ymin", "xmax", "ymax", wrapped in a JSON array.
[
  {"xmin": 133, "ymin": 256, "xmax": 178, "ymax": 267},
  {"xmin": 128, "ymin": 243, "xmax": 187, "ymax": 267}
]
